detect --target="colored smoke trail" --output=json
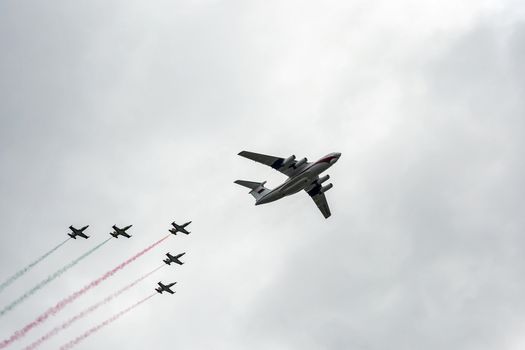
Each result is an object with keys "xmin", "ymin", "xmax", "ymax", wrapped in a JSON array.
[
  {"xmin": 24, "ymin": 264, "xmax": 165, "ymax": 350},
  {"xmin": 59, "ymin": 293, "xmax": 156, "ymax": 350},
  {"xmin": 0, "ymin": 235, "xmax": 169, "ymax": 349},
  {"xmin": 0, "ymin": 238, "xmax": 111, "ymax": 318},
  {"xmin": 0, "ymin": 238, "xmax": 71, "ymax": 294}
]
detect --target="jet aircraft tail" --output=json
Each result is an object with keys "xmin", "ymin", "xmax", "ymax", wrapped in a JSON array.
[{"xmin": 234, "ymin": 180, "xmax": 272, "ymax": 201}]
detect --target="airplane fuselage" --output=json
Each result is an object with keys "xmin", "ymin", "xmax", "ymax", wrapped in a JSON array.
[{"xmin": 255, "ymin": 153, "xmax": 340, "ymax": 205}]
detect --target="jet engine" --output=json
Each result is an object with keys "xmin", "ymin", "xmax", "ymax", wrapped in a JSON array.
[
  {"xmin": 295, "ymin": 157, "xmax": 307, "ymax": 168},
  {"xmin": 320, "ymin": 183, "xmax": 333, "ymax": 193},
  {"xmin": 318, "ymin": 175, "xmax": 330, "ymax": 184},
  {"xmin": 282, "ymin": 155, "xmax": 296, "ymax": 168}
]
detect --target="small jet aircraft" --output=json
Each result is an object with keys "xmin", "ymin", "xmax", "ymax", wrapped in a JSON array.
[
  {"xmin": 155, "ymin": 281, "xmax": 176, "ymax": 294},
  {"xmin": 68, "ymin": 225, "xmax": 90, "ymax": 239},
  {"xmin": 163, "ymin": 252, "xmax": 186, "ymax": 266},
  {"xmin": 169, "ymin": 221, "xmax": 191, "ymax": 235},
  {"xmin": 110, "ymin": 225, "xmax": 132, "ymax": 238},
  {"xmin": 235, "ymin": 151, "xmax": 341, "ymax": 218}
]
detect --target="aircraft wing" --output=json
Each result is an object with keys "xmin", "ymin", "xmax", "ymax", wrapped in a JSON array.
[
  {"xmin": 304, "ymin": 177, "xmax": 332, "ymax": 219},
  {"xmin": 309, "ymin": 192, "xmax": 331, "ymax": 219},
  {"xmin": 238, "ymin": 151, "xmax": 308, "ymax": 177},
  {"xmin": 77, "ymin": 232, "xmax": 89, "ymax": 239}
]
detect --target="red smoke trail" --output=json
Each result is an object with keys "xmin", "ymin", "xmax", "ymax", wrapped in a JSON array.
[
  {"xmin": 24, "ymin": 265, "xmax": 165, "ymax": 350},
  {"xmin": 0, "ymin": 235, "xmax": 169, "ymax": 349},
  {"xmin": 0, "ymin": 238, "xmax": 111, "ymax": 317},
  {"xmin": 59, "ymin": 293, "xmax": 156, "ymax": 350}
]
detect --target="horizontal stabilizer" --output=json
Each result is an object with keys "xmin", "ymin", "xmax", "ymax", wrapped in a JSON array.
[
  {"xmin": 234, "ymin": 180, "xmax": 265, "ymax": 190},
  {"xmin": 234, "ymin": 180, "xmax": 271, "ymax": 201}
]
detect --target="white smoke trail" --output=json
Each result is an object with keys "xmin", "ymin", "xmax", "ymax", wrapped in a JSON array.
[
  {"xmin": 24, "ymin": 265, "xmax": 164, "ymax": 350},
  {"xmin": 0, "ymin": 237, "xmax": 71, "ymax": 294},
  {"xmin": 0, "ymin": 235, "xmax": 169, "ymax": 349},
  {"xmin": 59, "ymin": 293, "xmax": 157, "ymax": 350},
  {"xmin": 0, "ymin": 238, "xmax": 111, "ymax": 318}
]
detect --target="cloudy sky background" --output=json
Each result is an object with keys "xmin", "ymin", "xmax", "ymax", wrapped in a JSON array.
[{"xmin": 1, "ymin": 0, "xmax": 524, "ymax": 349}]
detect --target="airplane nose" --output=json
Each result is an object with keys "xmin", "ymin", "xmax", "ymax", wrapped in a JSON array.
[{"xmin": 330, "ymin": 153, "xmax": 341, "ymax": 164}]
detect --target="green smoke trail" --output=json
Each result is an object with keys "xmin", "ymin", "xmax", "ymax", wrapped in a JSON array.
[
  {"xmin": 0, "ymin": 238, "xmax": 111, "ymax": 317},
  {"xmin": 0, "ymin": 238, "xmax": 71, "ymax": 294}
]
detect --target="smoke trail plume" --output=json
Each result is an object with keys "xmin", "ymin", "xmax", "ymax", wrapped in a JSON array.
[
  {"xmin": 24, "ymin": 265, "xmax": 165, "ymax": 350},
  {"xmin": 0, "ymin": 235, "xmax": 169, "ymax": 349},
  {"xmin": 59, "ymin": 293, "xmax": 156, "ymax": 350},
  {"xmin": 0, "ymin": 238, "xmax": 71, "ymax": 294},
  {"xmin": 0, "ymin": 238, "xmax": 111, "ymax": 318}
]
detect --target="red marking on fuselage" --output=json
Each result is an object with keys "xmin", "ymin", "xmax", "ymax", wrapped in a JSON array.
[{"xmin": 314, "ymin": 155, "xmax": 338, "ymax": 165}]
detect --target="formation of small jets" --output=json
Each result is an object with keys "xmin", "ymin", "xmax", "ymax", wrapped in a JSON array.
[
  {"xmin": 235, "ymin": 150, "xmax": 341, "ymax": 218},
  {"xmin": 67, "ymin": 221, "xmax": 192, "ymax": 295}
]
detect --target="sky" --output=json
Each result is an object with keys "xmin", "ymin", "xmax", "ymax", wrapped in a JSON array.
[{"xmin": 0, "ymin": 0, "xmax": 524, "ymax": 349}]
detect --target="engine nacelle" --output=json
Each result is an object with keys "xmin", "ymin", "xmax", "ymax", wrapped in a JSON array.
[
  {"xmin": 320, "ymin": 183, "xmax": 333, "ymax": 193},
  {"xmin": 295, "ymin": 157, "xmax": 307, "ymax": 168},
  {"xmin": 318, "ymin": 175, "xmax": 330, "ymax": 184},
  {"xmin": 282, "ymin": 155, "xmax": 296, "ymax": 168}
]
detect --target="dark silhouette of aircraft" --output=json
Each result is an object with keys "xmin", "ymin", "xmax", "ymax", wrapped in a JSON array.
[
  {"xmin": 110, "ymin": 225, "xmax": 132, "ymax": 238},
  {"xmin": 163, "ymin": 252, "xmax": 185, "ymax": 266},
  {"xmin": 169, "ymin": 221, "xmax": 191, "ymax": 235},
  {"xmin": 156, "ymin": 281, "xmax": 176, "ymax": 294},
  {"xmin": 68, "ymin": 225, "xmax": 89, "ymax": 239}
]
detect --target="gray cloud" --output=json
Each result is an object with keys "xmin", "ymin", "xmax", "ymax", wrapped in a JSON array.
[
  {"xmin": 236, "ymin": 15, "xmax": 525, "ymax": 350},
  {"xmin": 1, "ymin": 1, "xmax": 524, "ymax": 349}
]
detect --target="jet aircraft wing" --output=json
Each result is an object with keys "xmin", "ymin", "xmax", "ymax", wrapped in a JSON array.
[
  {"xmin": 310, "ymin": 192, "xmax": 331, "ymax": 219},
  {"xmin": 305, "ymin": 179, "xmax": 332, "ymax": 219},
  {"xmin": 238, "ymin": 151, "xmax": 309, "ymax": 177}
]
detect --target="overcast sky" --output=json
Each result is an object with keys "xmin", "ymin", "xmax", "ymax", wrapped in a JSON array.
[{"xmin": 1, "ymin": 0, "xmax": 524, "ymax": 349}]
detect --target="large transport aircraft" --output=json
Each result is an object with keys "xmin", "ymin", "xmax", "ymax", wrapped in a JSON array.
[
  {"xmin": 156, "ymin": 281, "xmax": 176, "ymax": 294},
  {"xmin": 68, "ymin": 225, "xmax": 90, "ymax": 239},
  {"xmin": 110, "ymin": 225, "xmax": 132, "ymax": 238},
  {"xmin": 235, "ymin": 151, "xmax": 341, "ymax": 218}
]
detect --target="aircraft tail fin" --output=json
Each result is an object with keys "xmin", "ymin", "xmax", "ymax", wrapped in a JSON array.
[{"xmin": 234, "ymin": 180, "xmax": 271, "ymax": 201}]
